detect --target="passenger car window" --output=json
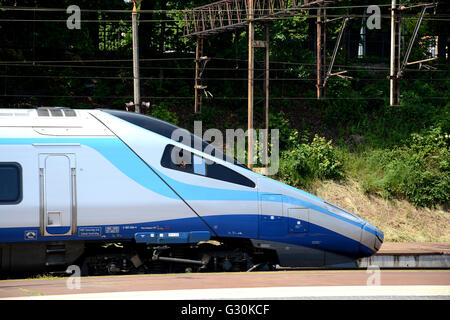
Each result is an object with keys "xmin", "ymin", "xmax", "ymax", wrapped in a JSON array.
[
  {"xmin": 161, "ymin": 145, "xmax": 255, "ymax": 188},
  {"xmin": 0, "ymin": 163, "xmax": 22, "ymax": 204}
]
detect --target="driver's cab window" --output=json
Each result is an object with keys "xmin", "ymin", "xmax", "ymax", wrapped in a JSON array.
[
  {"xmin": 193, "ymin": 155, "xmax": 206, "ymax": 176},
  {"xmin": 161, "ymin": 145, "xmax": 193, "ymax": 173},
  {"xmin": 160, "ymin": 144, "xmax": 255, "ymax": 188}
]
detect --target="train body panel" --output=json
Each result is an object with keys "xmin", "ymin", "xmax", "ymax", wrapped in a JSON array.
[
  {"xmin": 0, "ymin": 108, "xmax": 383, "ymax": 274},
  {"xmin": 0, "ymin": 110, "xmax": 211, "ymax": 245},
  {"xmin": 89, "ymin": 109, "xmax": 382, "ymax": 259}
]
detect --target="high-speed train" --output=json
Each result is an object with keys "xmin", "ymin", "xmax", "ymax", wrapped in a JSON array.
[{"xmin": 0, "ymin": 108, "xmax": 383, "ymax": 276}]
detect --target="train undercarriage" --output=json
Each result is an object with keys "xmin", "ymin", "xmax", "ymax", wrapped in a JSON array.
[{"xmin": 0, "ymin": 238, "xmax": 279, "ymax": 278}]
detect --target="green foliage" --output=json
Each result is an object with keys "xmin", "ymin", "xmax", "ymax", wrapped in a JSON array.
[
  {"xmin": 409, "ymin": 126, "xmax": 449, "ymax": 155},
  {"xmin": 148, "ymin": 103, "xmax": 179, "ymax": 125},
  {"xmin": 359, "ymin": 127, "xmax": 450, "ymax": 208},
  {"xmin": 278, "ymin": 135, "xmax": 344, "ymax": 189},
  {"xmin": 438, "ymin": 102, "xmax": 450, "ymax": 134},
  {"xmin": 323, "ymin": 75, "xmax": 448, "ymax": 149},
  {"xmin": 269, "ymin": 111, "xmax": 299, "ymax": 149},
  {"xmin": 0, "ymin": 0, "xmax": 448, "ymax": 212}
]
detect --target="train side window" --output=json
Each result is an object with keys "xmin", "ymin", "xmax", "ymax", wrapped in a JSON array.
[
  {"xmin": 206, "ymin": 162, "xmax": 255, "ymax": 188},
  {"xmin": 161, "ymin": 144, "xmax": 255, "ymax": 188},
  {"xmin": 0, "ymin": 163, "xmax": 22, "ymax": 204}
]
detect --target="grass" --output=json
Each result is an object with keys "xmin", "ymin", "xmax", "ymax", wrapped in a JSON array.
[
  {"xmin": 18, "ymin": 287, "xmax": 45, "ymax": 296},
  {"xmin": 273, "ymin": 126, "xmax": 449, "ymax": 242},
  {"xmin": 312, "ymin": 179, "xmax": 450, "ymax": 242},
  {"xmin": 28, "ymin": 273, "xmax": 63, "ymax": 280},
  {"xmin": 309, "ymin": 140, "xmax": 449, "ymax": 242}
]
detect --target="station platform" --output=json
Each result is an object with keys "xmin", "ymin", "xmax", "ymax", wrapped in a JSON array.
[
  {"xmin": 358, "ymin": 242, "xmax": 450, "ymax": 269},
  {"xmin": 377, "ymin": 242, "xmax": 450, "ymax": 255}
]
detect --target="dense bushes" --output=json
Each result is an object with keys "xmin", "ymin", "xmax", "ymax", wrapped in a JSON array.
[
  {"xmin": 145, "ymin": 65, "xmax": 449, "ymax": 209},
  {"xmin": 271, "ymin": 72, "xmax": 449, "ymax": 209},
  {"xmin": 357, "ymin": 127, "xmax": 449, "ymax": 207},
  {"xmin": 277, "ymin": 125, "xmax": 449, "ymax": 208},
  {"xmin": 146, "ymin": 103, "xmax": 179, "ymax": 125},
  {"xmin": 278, "ymin": 135, "xmax": 344, "ymax": 189}
]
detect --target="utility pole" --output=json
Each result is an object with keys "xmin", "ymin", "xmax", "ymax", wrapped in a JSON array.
[
  {"xmin": 390, "ymin": 0, "xmax": 401, "ymax": 106},
  {"xmin": 248, "ymin": 0, "xmax": 254, "ymax": 169},
  {"xmin": 194, "ymin": 37, "xmax": 205, "ymax": 114},
  {"xmin": 182, "ymin": 0, "xmax": 341, "ymax": 169},
  {"xmin": 194, "ymin": 37, "xmax": 201, "ymax": 114},
  {"xmin": 132, "ymin": 0, "xmax": 141, "ymax": 113},
  {"xmin": 316, "ymin": 6, "xmax": 326, "ymax": 99},
  {"xmin": 264, "ymin": 24, "xmax": 270, "ymax": 170}
]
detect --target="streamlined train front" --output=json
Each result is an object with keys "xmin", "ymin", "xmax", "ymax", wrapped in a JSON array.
[{"xmin": 0, "ymin": 108, "xmax": 383, "ymax": 275}]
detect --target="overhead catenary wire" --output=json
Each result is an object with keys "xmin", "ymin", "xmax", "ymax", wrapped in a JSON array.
[
  {"xmin": 0, "ymin": 4, "xmax": 402, "ymax": 13},
  {"xmin": 1, "ymin": 3, "xmax": 448, "ymax": 16},
  {"xmin": 1, "ymin": 15, "xmax": 449, "ymax": 23},
  {"xmin": 1, "ymin": 94, "xmax": 448, "ymax": 101},
  {"xmin": 1, "ymin": 4, "xmax": 447, "ymax": 108},
  {"xmin": 0, "ymin": 62, "xmax": 447, "ymax": 73},
  {"xmin": 0, "ymin": 4, "xmax": 448, "ymax": 24},
  {"xmin": 0, "ymin": 57, "xmax": 447, "ymax": 72},
  {"xmin": 0, "ymin": 74, "xmax": 448, "ymax": 82}
]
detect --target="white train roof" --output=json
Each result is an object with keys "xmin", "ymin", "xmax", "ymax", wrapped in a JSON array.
[
  {"xmin": 0, "ymin": 108, "xmax": 248, "ymax": 169},
  {"xmin": 0, "ymin": 108, "xmax": 114, "ymax": 136}
]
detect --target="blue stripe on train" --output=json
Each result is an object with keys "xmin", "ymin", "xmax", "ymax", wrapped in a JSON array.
[
  {"xmin": 0, "ymin": 214, "xmax": 373, "ymax": 258},
  {"xmin": 0, "ymin": 137, "xmax": 377, "ymax": 236},
  {"xmin": 0, "ymin": 137, "xmax": 178, "ymax": 199}
]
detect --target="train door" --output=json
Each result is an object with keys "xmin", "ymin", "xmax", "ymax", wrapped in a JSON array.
[
  {"xmin": 259, "ymin": 194, "xmax": 286, "ymax": 239},
  {"xmin": 39, "ymin": 154, "xmax": 77, "ymax": 236}
]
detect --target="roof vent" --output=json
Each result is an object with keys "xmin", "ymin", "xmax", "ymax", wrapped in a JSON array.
[{"xmin": 37, "ymin": 108, "xmax": 76, "ymax": 117}]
